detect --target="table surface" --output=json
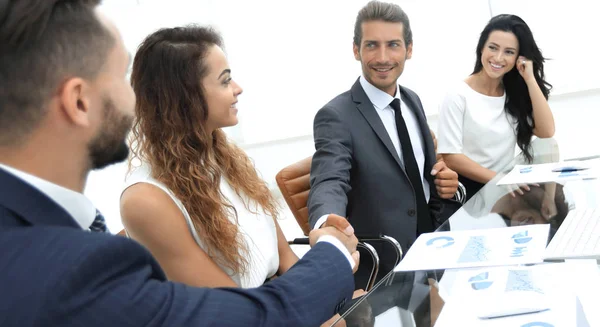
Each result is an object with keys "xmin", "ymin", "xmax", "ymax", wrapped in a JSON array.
[{"xmin": 333, "ymin": 137, "xmax": 600, "ymax": 327}]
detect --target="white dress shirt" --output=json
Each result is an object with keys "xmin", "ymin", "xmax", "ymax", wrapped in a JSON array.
[
  {"xmin": 314, "ymin": 76, "xmax": 431, "ymax": 229},
  {"xmin": 437, "ymin": 81, "xmax": 516, "ymax": 172},
  {"xmin": 0, "ymin": 164, "xmax": 96, "ymax": 230}
]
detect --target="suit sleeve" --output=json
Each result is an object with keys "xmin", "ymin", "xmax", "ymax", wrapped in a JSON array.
[
  {"xmin": 308, "ymin": 106, "xmax": 353, "ymax": 229},
  {"xmin": 55, "ymin": 236, "xmax": 354, "ymax": 327}
]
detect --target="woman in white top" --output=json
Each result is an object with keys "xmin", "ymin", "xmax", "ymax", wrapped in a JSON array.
[
  {"xmin": 120, "ymin": 26, "xmax": 297, "ymax": 290},
  {"xmin": 437, "ymin": 14, "xmax": 555, "ymax": 200}
]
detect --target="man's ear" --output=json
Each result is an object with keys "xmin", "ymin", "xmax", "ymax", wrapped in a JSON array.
[
  {"xmin": 353, "ymin": 43, "xmax": 361, "ymax": 61},
  {"xmin": 58, "ymin": 77, "xmax": 92, "ymax": 127},
  {"xmin": 406, "ymin": 42, "xmax": 413, "ymax": 60}
]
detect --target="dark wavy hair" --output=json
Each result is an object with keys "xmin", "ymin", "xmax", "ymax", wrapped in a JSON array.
[
  {"xmin": 129, "ymin": 26, "xmax": 279, "ymax": 274},
  {"xmin": 472, "ymin": 14, "xmax": 552, "ymax": 162}
]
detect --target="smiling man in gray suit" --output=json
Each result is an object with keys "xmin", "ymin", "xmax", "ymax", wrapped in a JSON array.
[{"xmin": 308, "ymin": 1, "xmax": 460, "ymax": 263}]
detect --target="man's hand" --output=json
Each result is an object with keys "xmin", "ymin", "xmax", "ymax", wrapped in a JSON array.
[
  {"xmin": 321, "ymin": 213, "xmax": 354, "ymax": 234},
  {"xmin": 310, "ymin": 214, "xmax": 360, "ymax": 272},
  {"xmin": 431, "ymin": 161, "xmax": 459, "ymax": 199}
]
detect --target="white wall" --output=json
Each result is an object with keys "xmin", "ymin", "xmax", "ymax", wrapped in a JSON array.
[
  {"xmin": 89, "ymin": 0, "xmax": 600, "ymax": 237},
  {"xmin": 217, "ymin": 0, "xmax": 492, "ymax": 145}
]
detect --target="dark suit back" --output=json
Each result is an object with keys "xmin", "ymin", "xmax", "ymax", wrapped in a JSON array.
[
  {"xmin": 0, "ymin": 167, "xmax": 353, "ymax": 327},
  {"xmin": 309, "ymin": 79, "xmax": 439, "ymax": 253}
]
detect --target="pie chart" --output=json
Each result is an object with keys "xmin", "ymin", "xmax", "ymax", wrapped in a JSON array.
[
  {"xmin": 426, "ymin": 236, "xmax": 455, "ymax": 248},
  {"xmin": 468, "ymin": 271, "xmax": 493, "ymax": 290},
  {"xmin": 512, "ymin": 230, "xmax": 533, "ymax": 244}
]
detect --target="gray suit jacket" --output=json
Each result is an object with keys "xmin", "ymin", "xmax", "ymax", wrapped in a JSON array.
[{"xmin": 308, "ymin": 78, "xmax": 444, "ymax": 252}]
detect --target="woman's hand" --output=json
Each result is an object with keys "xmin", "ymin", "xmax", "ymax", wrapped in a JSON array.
[
  {"xmin": 507, "ymin": 183, "xmax": 539, "ymax": 197},
  {"xmin": 517, "ymin": 56, "xmax": 535, "ymax": 83}
]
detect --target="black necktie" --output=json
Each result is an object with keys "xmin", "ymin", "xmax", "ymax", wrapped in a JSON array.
[
  {"xmin": 90, "ymin": 209, "xmax": 109, "ymax": 233},
  {"xmin": 390, "ymin": 98, "xmax": 433, "ymax": 235}
]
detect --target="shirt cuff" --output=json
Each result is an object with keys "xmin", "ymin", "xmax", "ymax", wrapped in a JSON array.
[
  {"xmin": 313, "ymin": 214, "xmax": 330, "ymax": 230},
  {"xmin": 317, "ymin": 235, "xmax": 355, "ymax": 270}
]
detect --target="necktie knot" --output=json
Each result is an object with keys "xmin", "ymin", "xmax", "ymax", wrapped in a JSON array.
[
  {"xmin": 90, "ymin": 209, "xmax": 109, "ymax": 233},
  {"xmin": 390, "ymin": 98, "xmax": 401, "ymax": 112}
]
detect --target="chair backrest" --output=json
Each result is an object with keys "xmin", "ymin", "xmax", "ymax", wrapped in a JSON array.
[
  {"xmin": 275, "ymin": 156, "xmax": 313, "ymax": 236},
  {"xmin": 355, "ymin": 242, "xmax": 380, "ymax": 291},
  {"xmin": 359, "ymin": 236, "xmax": 403, "ymax": 285},
  {"xmin": 288, "ymin": 237, "xmax": 380, "ymax": 292}
]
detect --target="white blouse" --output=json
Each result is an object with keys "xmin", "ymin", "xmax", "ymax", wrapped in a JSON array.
[
  {"xmin": 437, "ymin": 81, "xmax": 518, "ymax": 173},
  {"xmin": 123, "ymin": 163, "xmax": 279, "ymax": 288}
]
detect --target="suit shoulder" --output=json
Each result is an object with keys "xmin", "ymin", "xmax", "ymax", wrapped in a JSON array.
[
  {"xmin": 320, "ymin": 90, "xmax": 353, "ymax": 113},
  {"xmin": 400, "ymin": 85, "xmax": 420, "ymax": 99}
]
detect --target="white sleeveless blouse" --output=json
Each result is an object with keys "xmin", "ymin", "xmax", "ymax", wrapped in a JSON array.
[{"xmin": 122, "ymin": 164, "xmax": 279, "ymax": 288}]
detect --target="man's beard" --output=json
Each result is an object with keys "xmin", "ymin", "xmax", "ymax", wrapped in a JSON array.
[{"xmin": 88, "ymin": 97, "xmax": 134, "ymax": 170}]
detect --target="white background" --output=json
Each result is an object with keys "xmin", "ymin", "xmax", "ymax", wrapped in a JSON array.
[{"xmin": 92, "ymin": 0, "xmax": 600, "ymax": 238}]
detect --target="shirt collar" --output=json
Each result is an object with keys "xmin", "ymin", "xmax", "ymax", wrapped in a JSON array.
[
  {"xmin": 0, "ymin": 164, "xmax": 96, "ymax": 230},
  {"xmin": 359, "ymin": 75, "xmax": 401, "ymax": 110}
]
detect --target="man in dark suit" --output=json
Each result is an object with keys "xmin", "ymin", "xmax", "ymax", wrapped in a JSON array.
[
  {"xmin": 0, "ymin": 1, "xmax": 360, "ymax": 326},
  {"xmin": 308, "ymin": 0, "xmax": 460, "ymax": 258}
]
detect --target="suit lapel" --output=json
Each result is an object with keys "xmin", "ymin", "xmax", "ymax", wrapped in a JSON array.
[
  {"xmin": 351, "ymin": 79, "xmax": 403, "ymax": 168},
  {"xmin": 0, "ymin": 167, "xmax": 81, "ymax": 229}
]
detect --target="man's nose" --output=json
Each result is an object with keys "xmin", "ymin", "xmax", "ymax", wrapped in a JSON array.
[{"xmin": 376, "ymin": 48, "xmax": 389, "ymax": 62}]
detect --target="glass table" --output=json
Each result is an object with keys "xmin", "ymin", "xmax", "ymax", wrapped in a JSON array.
[{"xmin": 332, "ymin": 138, "xmax": 600, "ymax": 327}]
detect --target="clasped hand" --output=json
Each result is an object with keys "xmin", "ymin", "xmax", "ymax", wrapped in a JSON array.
[
  {"xmin": 432, "ymin": 161, "xmax": 459, "ymax": 199},
  {"xmin": 309, "ymin": 214, "xmax": 360, "ymax": 273}
]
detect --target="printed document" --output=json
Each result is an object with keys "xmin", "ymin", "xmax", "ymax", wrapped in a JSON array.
[
  {"xmin": 394, "ymin": 224, "xmax": 550, "ymax": 272},
  {"xmin": 497, "ymin": 159, "xmax": 600, "ymax": 185}
]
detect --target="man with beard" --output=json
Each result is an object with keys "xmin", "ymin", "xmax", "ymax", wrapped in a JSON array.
[{"xmin": 0, "ymin": 1, "xmax": 360, "ymax": 326}]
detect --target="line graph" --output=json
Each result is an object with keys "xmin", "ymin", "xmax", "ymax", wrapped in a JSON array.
[
  {"xmin": 506, "ymin": 270, "xmax": 544, "ymax": 294},
  {"xmin": 457, "ymin": 236, "xmax": 491, "ymax": 263}
]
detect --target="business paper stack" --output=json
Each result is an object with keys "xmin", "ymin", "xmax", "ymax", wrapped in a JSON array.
[
  {"xmin": 435, "ymin": 262, "xmax": 595, "ymax": 327},
  {"xmin": 497, "ymin": 158, "xmax": 600, "ymax": 186},
  {"xmin": 394, "ymin": 224, "xmax": 550, "ymax": 272}
]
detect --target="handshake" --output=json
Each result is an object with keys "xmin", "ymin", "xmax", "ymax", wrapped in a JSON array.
[{"xmin": 309, "ymin": 214, "xmax": 360, "ymax": 272}]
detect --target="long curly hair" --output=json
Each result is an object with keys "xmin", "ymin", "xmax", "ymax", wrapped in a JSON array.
[
  {"xmin": 129, "ymin": 25, "xmax": 278, "ymax": 274},
  {"xmin": 472, "ymin": 14, "xmax": 552, "ymax": 162}
]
